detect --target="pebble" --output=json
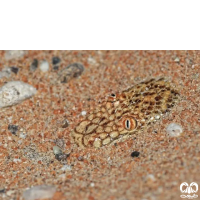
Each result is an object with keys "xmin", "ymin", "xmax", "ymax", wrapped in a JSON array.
[
  {"xmin": 10, "ymin": 66, "xmax": 19, "ymax": 74},
  {"xmin": 0, "ymin": 67, "xmax": 12, "ymax": 79},
  {"xmin": 23, "ymin": 185, "xmax": 56, "ymax": 200},
  {"xmin": 58, "ymin": 62, "xmax": 84, "ymax": 83},
  {"xmin": 0, "ymin": 81, "xmax": 37, "ymax": 108},
  {"xmin": 8, "ymin": 124, "xmax": 18, "ymax": 135},
  {"xmin": 39, "ymin": 60, "xmax": 49, "ymax": 72},
  {"xmin": 88, "ymin": 56, "xmax": 97, "ymax": 65},
  {"xmin": 174, "ymin": 57, "xmax": 180, "ymax": 63},
  {"xmin": 19, "ymin": 132, "xmax": 27, "ymax": 139},
  {"xmin": 7, "ymin": 136, "xmax": 12, "ymax": 141},
  {"xmin": 53, "ymin": 65, "xmax": 59, "ymax": 71},
  {"xmin": 81, "ymin": 111, "xmax": 87, "ymax": 116},
  {"xmin": 61, "ymin": 119, "xmax": 69, "ymax": 128},
  {"xmin": 13, "ymin": 158, "xmax": 21, "ymax": 163},
  {"xmin": 0, "ymin": 188, "xmax": 5, "ymax": 193},
  {"xmin": 4, "ymin": 50, "xmax": 26, "ymax": 60},
  {"xmin": 53, "ymin": 146, "xmax": 68, "ymax": 161},
  {"xmin": 52, "ymin": 56, "xmax": 61, "ymax": 65},
  {"xmin": 30, "ymin": 59, "xmax": 38, "ymax": 72},
  {"xmin": 90, "ymin": 182, "xmax": 95, "ymax": 187},
  {"xmin": 166, "ymin": 123, "xmax": 183, "ymax": 137},
  {"xmin": 131, "ymin": 151, "xmax": 140, "ymax": 157},
  {"xmin": 53, "ymin": 146, "xmax": 62, "ymax": 155},
  {"xmin": 55, "ymin": 154, "xmax": 68, "ymax": 161},
  {"xmin": 6, "ymin": 190, "xmax": 15, "ymax": 196}
]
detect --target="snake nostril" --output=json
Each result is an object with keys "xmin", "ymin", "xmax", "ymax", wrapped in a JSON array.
[{"xmin": 110, "ymin": 93, "xmax": 116, "ymax": 97}]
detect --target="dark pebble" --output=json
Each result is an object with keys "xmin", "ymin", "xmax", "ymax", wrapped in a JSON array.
[
  {"xmin": 8, "ymin": 125, "xmax": 18, "ymax": 135},
  {"xmin": 0, "ymin": 189, "xmax": 5, "ymax": 193},
  {"xmin": 55, "ymin": 153, "xmax": 69, "ymax": 161},
  {"xmin": 58, "ymin": 63, "xmax": 84, "ymax": 83},
  {"xmin": 53, "ymin": 65, "xmax": 59, "ymax": 71},
  {"xmin": 131, "ymin": 151, "xmax": 140, "ymax": 157},
  {"xmin": 52, "ymin": 57, "xmax": 61, "ymax": 65},
  {"xmin": 55, "ymin": 153, "xmax": 64, "ymax": 161},
  {"xmin": 30, "ymin": 59, "xmax": 38, "ymax": 72},
  {"xmin": 10, "ymin": 66, "xmax": 19, "ymax": 74},
  {"xmin": 61, "ymin": 119, "xmax": 69, "ymax": 128}
]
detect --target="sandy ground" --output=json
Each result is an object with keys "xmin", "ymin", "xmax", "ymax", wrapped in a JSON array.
[{"xmin": 0, "ymin": 50, "xmax": 200, "ymax": 200}]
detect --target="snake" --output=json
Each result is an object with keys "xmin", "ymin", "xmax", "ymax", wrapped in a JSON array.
[{"xmin": 71, "ymin": 78, "xmax": 180, "ymax": 148}]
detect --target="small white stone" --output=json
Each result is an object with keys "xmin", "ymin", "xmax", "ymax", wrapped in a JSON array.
[
  {"xmin": 60, "ymin": 165, "xmax": 72, "ymax": 171},
  {"xmin": 192, "ymin": 65, "xmax": 195, "ymax": 69},
  {"xmin": 3, "ymin": 144, "xmax": 7, "ymax": 148},
  {"xmin": 166, "ymin": 123, "xmax": 183, "ymax": 137},
  {"xmin": 0, "ymin": 81, "xmax": 37, "ymax": 108},
  {"xmin": 174, "ymin": 57, "xmax": 180, "ymax": 62},
  {"xmin": 155, "ymin": 115, "xmax": 160, "ymax": 120},
  {"xmin": 20, "ymin": 132, "xmax": 27, "ymax": 139},
  {"xmin": 81, "ymin": 111, "xmax": 87, "ymax": 116},
  {"xmin": 6, "ymin": 190, "xmax": 15, "ymax": 196},
  {"xmin": 90, "ymin": 182, "xmax": 95, "ymax": 187},
  {"xmin": 53, "ymin": 146, "xmax": 62, "ymax": 155},
  {"xmin": 87, "ymin": 56, "xmax": 97, "ymax": 65},
  {"xmin": 8, "ymin": 136, "xmax": 12, "ymax": 141},
  {"xmin": 13, "ymin": 158, "xmax": 21, "ymax": 163},
  {"xmin": 23, "ymin": 185, "xmax": 56, "ymax": 200},
  {"xmin": 4, "ymin": 50, "xmax": 26, "ymax": 60},
  {"xmin": 150, "ymin": 116, "xmax": 154, "ymax": 121},
  {"xmin": 39, "ymin": 60, "xmax": 49, "ymax": 72}
]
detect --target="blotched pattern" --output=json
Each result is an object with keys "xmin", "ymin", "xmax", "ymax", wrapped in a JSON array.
[{"xmin": 71, "ymin": 78, "xmax": 180, "ymax": 148}]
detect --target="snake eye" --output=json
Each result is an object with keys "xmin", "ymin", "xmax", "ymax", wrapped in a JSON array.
[
  {"xmin": 123, "ymin": 117, "xmax": 137, "ymax": 130},
  {"xmin": 125, "ymin": 119, "xmax": 131, "ymax": 129},
  {"xmin": 110, "ymin": 93, "xmax": 116, "ymax": 97}
]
